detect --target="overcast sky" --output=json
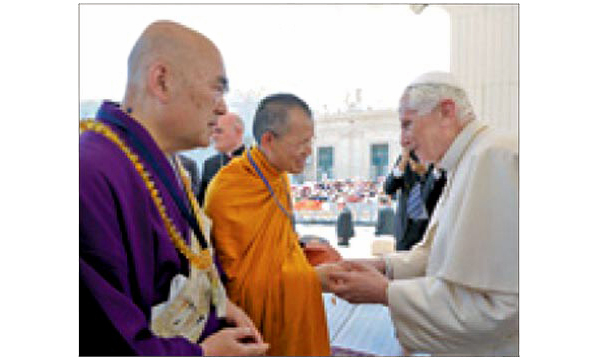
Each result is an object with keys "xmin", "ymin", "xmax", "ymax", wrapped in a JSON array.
[{"xmin": 79, "ymin": 4, "xmax": 449, "ymax": 113}]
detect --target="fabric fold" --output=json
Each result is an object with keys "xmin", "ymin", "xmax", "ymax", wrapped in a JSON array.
[{"xmin": 205, "ymin": 146, "xmax": 330, "ymax": 356}]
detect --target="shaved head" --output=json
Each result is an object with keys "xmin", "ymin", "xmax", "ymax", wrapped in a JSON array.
[
  {"xmin": 122, "ymin": 20, "xmax": 229, "ymax": 154},
  {"xmin": 127, "ymin": 21, "xmax": 225, "ymax": 94}
]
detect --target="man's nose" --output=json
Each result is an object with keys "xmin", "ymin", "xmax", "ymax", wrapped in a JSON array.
[
  {"xmin": 305, "ymin": 140, "xmax": 314, "ymax": 155},
  {"xmin": 400, "ymin": 134, "xmax": 412, "ymax": 148}
]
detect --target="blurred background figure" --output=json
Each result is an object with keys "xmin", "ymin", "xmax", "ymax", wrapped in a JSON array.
[
  {"xmin": 336, "ymin": 198, "xmax": 355, "ymax": 246},
  {"xmin": 374, "ymin": 196, "xmax": 395, "ymax": 236},
  {"xmin": 384, "ymin": 148, "xmax": 446, "ymax": 251},
  {"xmin": 198, "ymin": 112, "xmax": 245, "ymax": 206},
  {"xmin": 178, "ymin": 153, "xmax": 201, "ymax": 198}
]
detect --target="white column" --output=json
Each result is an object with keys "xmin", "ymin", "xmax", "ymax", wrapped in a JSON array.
[{"xmin": 441, "ymin": 5, "xmax": 518, "ymax": 135}]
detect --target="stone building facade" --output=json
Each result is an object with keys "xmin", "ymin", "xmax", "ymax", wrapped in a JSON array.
[
  {"xmin": 294, "ymin": 4, "xmax": 518, "ymax": 184},
  {"xmin": 294, "ymin": 108, "xmax": 400, "ymax": 183}
]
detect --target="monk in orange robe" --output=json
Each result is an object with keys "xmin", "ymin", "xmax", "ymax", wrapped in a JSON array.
[{"xmin": 204, "ymin": 93, "xmax": 330, "ymax": 356}]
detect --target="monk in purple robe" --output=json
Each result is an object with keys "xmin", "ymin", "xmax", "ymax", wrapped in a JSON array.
[{"xmin": 79, "ymin": 21, "xmax": 268, "ymax": 356}]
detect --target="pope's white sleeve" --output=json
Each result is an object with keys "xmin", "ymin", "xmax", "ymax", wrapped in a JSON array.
[
  {"xmin": 387, "ymin": 277, "xmax": 518, "ymax": 354},
  {"xmin": 384, "ymin": 244, "xmax": 430, "ymax": 279}
]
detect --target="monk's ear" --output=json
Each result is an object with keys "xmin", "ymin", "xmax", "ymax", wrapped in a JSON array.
[
  {"xmin": 260, "ymin": 131, "xmax": 274, "ymax": 148},
  {"xmin": 147, "ymin": 61, "xmax": 170, "ymax": 103}
]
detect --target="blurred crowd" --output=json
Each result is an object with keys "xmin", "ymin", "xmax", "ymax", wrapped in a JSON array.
[{"xmin": 292, "ymin": 178, "xmax": 388, "ymax": 211}]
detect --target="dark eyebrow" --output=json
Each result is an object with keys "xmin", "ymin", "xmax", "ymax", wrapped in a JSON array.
[{"xmin": 218, "ymin": 76, "xmax": 229, "ymax": 93}]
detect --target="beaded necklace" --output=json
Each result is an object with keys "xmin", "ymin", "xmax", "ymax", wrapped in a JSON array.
[
  {"xmin": 246, "ymin": 149, "xmax": 296, "ymax": 228},
  {"xmin": 80, "ymin": 120, "xmax": 212, "ymax": 270}
]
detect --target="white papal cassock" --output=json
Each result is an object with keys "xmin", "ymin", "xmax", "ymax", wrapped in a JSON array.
[{"xmin": 384, "ymin": 120, "xmax": 518, "ymax": 356}]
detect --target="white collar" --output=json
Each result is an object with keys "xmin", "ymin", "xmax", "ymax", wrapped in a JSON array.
[{"xmin": 438, "ymin": 120, "xmax": 487, "ymax": 172}]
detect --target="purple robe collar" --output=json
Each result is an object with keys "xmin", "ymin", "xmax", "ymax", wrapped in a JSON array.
[{"xmin": 95, "ymin": 100, "xmax": 189, "ymax": 238}]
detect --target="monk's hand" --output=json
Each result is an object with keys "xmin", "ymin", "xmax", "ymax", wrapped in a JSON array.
[
  {"xmin": 201, "ymin": 327, "xmax": 270, "ymax": 356},
  {"xmin": 225, "ymin": 299, "xmax": 264, "ymax": 344},
  {"xmin": 315, "ymin": 262, "xmax": 346, "ymax": 293},
  {"xmin": 328, "ymin": 261, "xmax": 389, "ymax": 305}
]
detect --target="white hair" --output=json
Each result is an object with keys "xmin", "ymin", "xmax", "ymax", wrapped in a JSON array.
[
  {"xmin": 232, "ymin": 114, "xmax": 245, "ymax": 133},
  {"xmin": 402, "ymin": 71, "xmax": 475, "ymax": 125}
]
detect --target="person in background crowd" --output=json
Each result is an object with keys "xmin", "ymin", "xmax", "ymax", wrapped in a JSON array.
[
  {"xmin": 178, "ymin": 153, "xmax": 201, "ymax": 198},
  {"xmin": 384, "ymin": 149, "xmax": 446, "ymax": 251},
  {"xmin": 197, "ymin": 112, "xmax": 245, "ymax": 206},
  {"xmin": 336, "ymin": 198, "xmax": 355, "ymax": 246},
  {"xmin": 375, "ymin": 196, "xmax": 395, "ymax": 236}
]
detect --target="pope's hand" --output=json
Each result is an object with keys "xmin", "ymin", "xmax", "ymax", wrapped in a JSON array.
[
  {"xmin": 315, "ymin": 262, "xmax": 347, "ymax": 292},
  {"xmin": 328, "ymin": 260, "xmax": 389, "ymax": 305}
]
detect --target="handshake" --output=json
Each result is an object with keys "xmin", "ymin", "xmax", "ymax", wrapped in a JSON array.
[{"xmin": 315, "ymin": 259, "xmax": 390, "ymax": 305}]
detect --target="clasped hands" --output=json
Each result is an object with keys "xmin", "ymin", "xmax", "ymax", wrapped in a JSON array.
[
  {"xmin": 316, "ymin": 260, "xmax": 389, "ymax": 305},
  {"xmin": 201, "ymin": 299, "xmax": 269, "ymax": 356}
]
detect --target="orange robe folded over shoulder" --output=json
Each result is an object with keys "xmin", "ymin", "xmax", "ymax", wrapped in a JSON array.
[{"xmin": 204, "ymin": 147, "xmax": 330, "ymax": 356}]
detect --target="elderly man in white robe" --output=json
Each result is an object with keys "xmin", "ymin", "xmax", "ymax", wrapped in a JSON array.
[{"xmin": 319, "ymin": 71, "xmax": 518, "ymax": 356}]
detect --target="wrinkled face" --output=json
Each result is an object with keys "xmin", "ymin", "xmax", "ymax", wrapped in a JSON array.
[
  {"xmin": 269, "ymin": 107, "xmax": 314, "ymax": 174},
  {"xmin": 212, "ymin": 115, "xmax": 241, "ymax": 153},
  {"xmin": 399, "ymin": 99, "xmax": 443, "ymax": 164},
  {"xmin": 171, "ymin": 49, "xmax": 228, "ymax": 149}
]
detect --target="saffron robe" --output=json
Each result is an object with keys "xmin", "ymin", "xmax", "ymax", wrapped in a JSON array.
[
  {"xmin": 383, "ymin": 121, "xmax": 518, "ymax": 356},
  {"xmin": 79, "ymin": 101, "xmax": 223, "ymax": 355},
  {"xmin": 205, "ymin": 147, "xmax": 330, "ymax": 356}
]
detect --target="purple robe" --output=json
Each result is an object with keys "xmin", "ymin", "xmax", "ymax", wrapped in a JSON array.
[{"xmin": 79, "ymin": 101, "xmax": 221, "ymax": 355}]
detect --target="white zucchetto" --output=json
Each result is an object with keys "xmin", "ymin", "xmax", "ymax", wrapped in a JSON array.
[{"xmin": 409, "ymin": 71, "xmax": 463, "ymax": 89}]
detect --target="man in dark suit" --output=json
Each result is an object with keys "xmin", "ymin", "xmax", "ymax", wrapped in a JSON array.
[
  {"xmin": 375, "ymin": 196, "xmax": 395, "ymax": 236},
  {"xmin": 178, "ymin": 154, "xmax": 201, "ymax": 197},
  {"xmin": 383, "ymin": 150, "xmax": 446, "ymax": 251},
  {"xmin": 198, "ymin": 112, "xmax": 245, "ymax": 206},
  {"xmin": 336, "ymin": 199, "xmax": 355, "ymax": 246}
]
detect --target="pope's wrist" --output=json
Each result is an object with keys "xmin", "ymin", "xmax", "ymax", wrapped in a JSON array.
[{"xmin": 381, "ymin": 280, "xmax": 390, "ymax": 306}]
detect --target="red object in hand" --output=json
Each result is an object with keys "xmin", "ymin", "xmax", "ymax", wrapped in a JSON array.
[{"xmin": 303, "ymin": 241, "xmax": 342, "ymax": 266}]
